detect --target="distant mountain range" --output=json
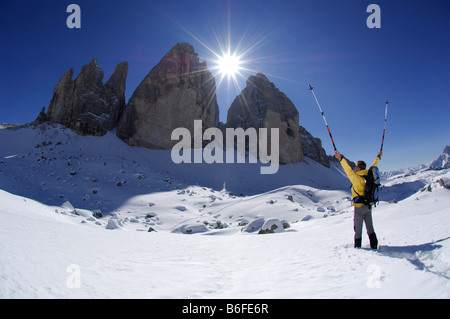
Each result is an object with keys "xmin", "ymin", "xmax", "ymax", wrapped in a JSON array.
[{"xmin": 381, "ymin": 145, "xmax": 450, "ymax": 179}]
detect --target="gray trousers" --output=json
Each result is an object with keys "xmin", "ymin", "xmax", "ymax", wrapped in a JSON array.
[{"xmin": 354, "ymin": 205, "xmax": 375, "ymax": 239}]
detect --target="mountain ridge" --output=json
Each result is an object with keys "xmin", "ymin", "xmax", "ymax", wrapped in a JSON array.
[{"xmin": 35, "ymin": 42, "xmax": 328, "ymax": 167}]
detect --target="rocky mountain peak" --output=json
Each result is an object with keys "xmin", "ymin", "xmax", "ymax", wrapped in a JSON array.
[
  {"xmin": 45, "ymin": 59, "xmax": 128, "ymax": 136},
  {"xmin": 117, "ymin": 42, "xmax": 219, "ymax": 149},
  {"xmin": 227, "ymin": 72, "xmax": 303, "ymax": 164},
  {"xmin": 443, "ymin": 145, "xmax": 450, "ymax": 155},
  {"xmin": 429, "ymin": 145, "xmax": 450, "ymax": 170},
  {"xmin": 40, "ymin": 43, "xmax": 329, "ymax": 167}
]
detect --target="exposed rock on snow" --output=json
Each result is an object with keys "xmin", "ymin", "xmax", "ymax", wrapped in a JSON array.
[
  {"xmin": 172, "ymin": 223, "xmax": 209, "ymax": 234},
  {"xmin": 241, "ymin": 217, "xmax": 265, "ymax": 233},
  {"xmin": 241, "ymin": 217, "xmax": 289, "ymax": 234},
  {"xmin": 281, "ymin": 219, "xmax": 290, "ymax": 229},
  {"xmin": 258, "ymin": 218, "xmax": 285, "ymax": 234}
]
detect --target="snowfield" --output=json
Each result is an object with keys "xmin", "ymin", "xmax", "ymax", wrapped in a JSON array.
[{"xmin": 1, "ymin": 124, "xmax": 449, "ymax": 298}]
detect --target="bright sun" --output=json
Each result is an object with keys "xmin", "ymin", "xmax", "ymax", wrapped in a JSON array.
[{"xmin": 217, "ymin": 53, "xmax": 242, "ymax": 77}]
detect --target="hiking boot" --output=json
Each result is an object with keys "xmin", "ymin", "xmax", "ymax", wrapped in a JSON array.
[
  {"xmin": 369, "ymin": 233, "xmax": 378, "ymax": 250},
  {"xmin": 354, "ymin": 237, "xmax": 362, "ymax": 248}
]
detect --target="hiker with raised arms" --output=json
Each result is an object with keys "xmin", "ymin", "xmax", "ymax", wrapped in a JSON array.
[
  {"xmin": 335, "ymin": 150, "xmax": 382, "ymax": 249},
  {"xmin": 308, "ymin": 84, "xmax": 387, "ymax": 249}
]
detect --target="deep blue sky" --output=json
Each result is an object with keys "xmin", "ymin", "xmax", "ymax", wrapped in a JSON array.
[{"xmin": 1, "ymin": 0, "xmax": 449, "ymax": 171}]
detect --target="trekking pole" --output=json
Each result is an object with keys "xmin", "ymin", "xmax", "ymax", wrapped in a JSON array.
[
  {"xmin": 309, "ymin": 84, "xmax": 337, "ymax": 151},
  {"xmin": 380, "ymin": 100, "xmax": 388, "ymax": 152}
]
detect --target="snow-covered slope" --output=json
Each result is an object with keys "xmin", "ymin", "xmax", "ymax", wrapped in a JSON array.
[
  {"xmin": 1, "ymin": 124, "xmax": 449, "ymax": 298},
  {"xmin": 0, "ymin": 124, "xmax": 349, "ymax": 211},
  {"xmin": 1, "ymin": 176, "xmax": 449, "ymax": 298}
]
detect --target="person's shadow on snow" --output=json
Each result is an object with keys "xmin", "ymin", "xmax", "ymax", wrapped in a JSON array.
[{"xmin": 375, "ymin": 237, "xmax": 450, "ymax": 279}]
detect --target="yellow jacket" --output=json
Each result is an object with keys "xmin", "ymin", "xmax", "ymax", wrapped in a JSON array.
[{"xmin": 340, "ymin": 156, "xmax": 380, "ymax": 207}]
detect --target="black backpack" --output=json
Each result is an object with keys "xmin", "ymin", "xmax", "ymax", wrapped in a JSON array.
[{"xmin": 353, "ymin": 166, "xmax": 381, "ymax": 207}]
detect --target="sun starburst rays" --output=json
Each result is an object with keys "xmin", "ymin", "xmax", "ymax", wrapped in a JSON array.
[
  {"xmin": 167, "ymin": 9, "xmax": 276, "ymax": 110},
  {"xmin": 217, "ymin": 53, "xmax": 241, "ymax": 78}
]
